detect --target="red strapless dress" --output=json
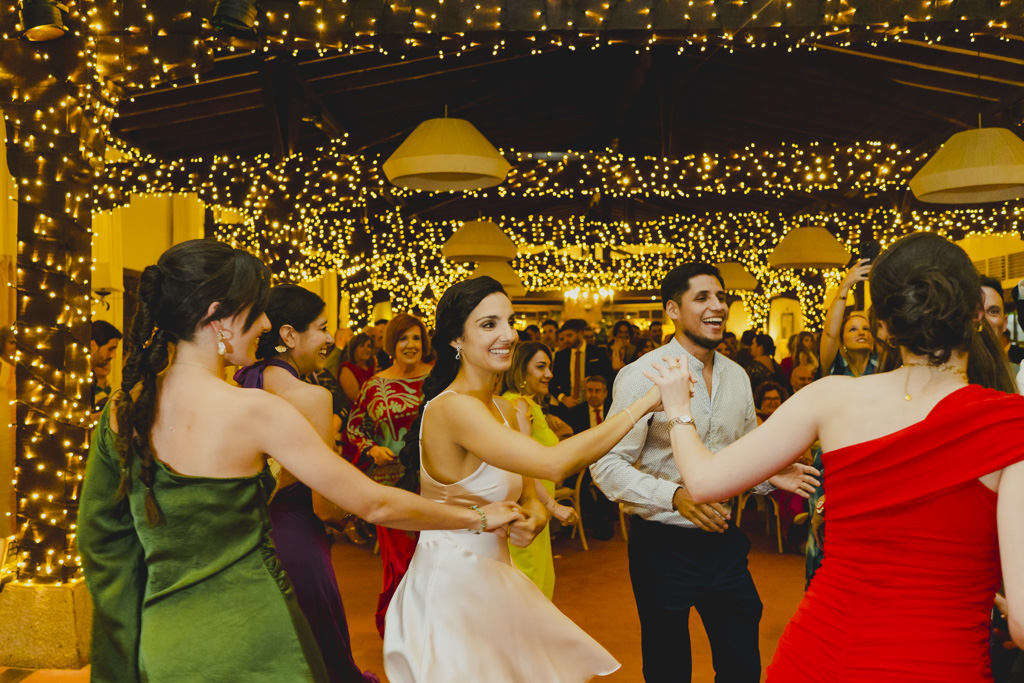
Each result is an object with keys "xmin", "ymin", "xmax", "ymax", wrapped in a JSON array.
[{"xmin": 768, "ymin": 385, "xmax": 1024, "ymax": 683}]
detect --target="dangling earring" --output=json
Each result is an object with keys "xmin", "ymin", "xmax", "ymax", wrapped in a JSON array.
[
  {"xmin": 217, "ymin": 329, "xmax": 226, "ymax": 356},
  {"xmin": 275, "ymin": 344, "xmax": 287, "ymax": 354},
  {"xmin": 455, "ymin": 346, "xmax": 461, "ymax": 360}
]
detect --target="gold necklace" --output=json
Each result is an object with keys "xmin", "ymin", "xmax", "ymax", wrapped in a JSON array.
[{"xmin": 902, "ymin": 360, "xmax": 968, "ymax": 401}]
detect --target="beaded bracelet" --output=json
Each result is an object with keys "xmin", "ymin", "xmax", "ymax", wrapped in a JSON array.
[{"xmin": 470, "ymin": 504, "xmax": 486, "ymax": 534}]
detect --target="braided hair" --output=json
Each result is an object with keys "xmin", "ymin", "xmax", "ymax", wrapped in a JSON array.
[
  {"xmin": 396, "ymin": 276, "xmax": 506, "ymax": 491},
  {"xmin": 115, "ymin": 239, "xmax": 271, "ymax": 526}
]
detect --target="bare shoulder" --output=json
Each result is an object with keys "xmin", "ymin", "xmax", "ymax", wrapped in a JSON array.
[
  {"xmin": 287, "ymin": 382, "xmax": 332, "ymax": 420},
  {"xmin": 432, "ymin": 391, "xmax": 487, "ymax": 420}
]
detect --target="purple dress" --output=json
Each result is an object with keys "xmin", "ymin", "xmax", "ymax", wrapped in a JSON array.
[{"xmin": 235, "ymin": 359, "xmax": 379, "ymax": 683}]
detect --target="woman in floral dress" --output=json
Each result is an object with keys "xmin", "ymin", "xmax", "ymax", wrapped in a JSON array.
[{"xmin": 346, "ymin": 313, "xmax": 432, "ymax": 637}]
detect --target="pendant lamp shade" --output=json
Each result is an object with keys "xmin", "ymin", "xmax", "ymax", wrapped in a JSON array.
[
  {"xmin": 909, "ymin": 128, "xmax": 1024, "ymax": 204},
  {"xmin": 769, "ymin": 227, "xmax": 850, "ymax": 269},
  {"xmin": 442, "ymin": 220, "xmax": 517, "ymax": 263},
  {"xmin": 19, "ymin": 0, "xmax": 67, "ymax": 41},
  {"xmin": 715, "ymin": 262, "xmax": 758, "ymax": 291},
  {"xmin": 382, "ymin": 118, "xmax": 511, "ymax": 191},
  {"xmin": 471, "ymin": 261, "xmax": 526, "ymax": 298}
]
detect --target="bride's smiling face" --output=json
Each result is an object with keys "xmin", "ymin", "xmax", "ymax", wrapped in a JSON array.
[{"xmin": 454, "ymin": 292, "xmax": 517, "ymax": 373}]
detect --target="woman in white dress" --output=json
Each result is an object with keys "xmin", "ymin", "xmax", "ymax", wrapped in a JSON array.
[{"xmin": 383, "ymin": 276, "xmax": 668, "ymax": 682}]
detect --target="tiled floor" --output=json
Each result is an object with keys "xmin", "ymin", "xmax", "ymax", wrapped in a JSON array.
[{"xmin": 2, "ymin": 511, "xmax": 805, "ymax": 682}]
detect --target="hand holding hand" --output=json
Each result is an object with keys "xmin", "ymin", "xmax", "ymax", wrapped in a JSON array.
[
  {"xmin": 479, "ymin": 501, "xmax": 526, "ymax": 532},
  {"xmin": 768, "ymin": 463, "xmax": 821, "ymax": 499},
  {"xmin": 672, "ymin": 487, "xmax": 730, "ymax": 533},
  {"xmin": 643, "ymin": 355, "xmax": 697, "ymax": 417},
  {"xmin": 507, "ymin": 506, "xmax": 547, "ymax": 547},
  {"xmin": 368, "ymin": 445, "xmax": 397, "ymax": 466}
]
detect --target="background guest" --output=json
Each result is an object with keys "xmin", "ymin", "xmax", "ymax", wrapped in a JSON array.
[
  {"xmin": 370, "ymin": 319, "xmax": 391, "ymax": 370},
  {"xmin": 753, "ymin": 380, "xmax": 806, "ymax": 552},
  {"xmin": 551, "ymin": 318, "xmax": 613, "ymax": 415},
  {"xmin": 525, "ymin": 324, "xmax": 541, "ymax": 342},
  {"xmin": 338, "ymin": 333, "xmax": 375, "ymax": 407},
  {"xmin": 500, "ymin": 341, "xmax": 577, "ymax": 598},
  {"xmin": 235, "ymin": 284, "xmax": 378, "ymax": 683},
  {"xmin": 346, "ymin": 313, "xmax": 433, "ymax": 637},
  {"xmin": 736, "ymin": 329, "xmax": 756, "ymax": 367},
  {"xmin": 780, "ymin": 331, "xmax": 818, "ymax": 382},
  {"xmin": 609, "ymin": 320, "xmax": 635, "ymax": 372},
  {"xmin": 647, "ymin": 320, "xmax": 663, "ymax": 344},
  {"xmin": 629, "ymin": 337, "xmax": 657, "ymax": 364},
  {"xmin": 540, "ymin": 318, "xmax": 559, "ymax": 353},
  {"xmin": 789, "ymin": 364, "xmax": 815, "ymax": 393},
  {"xmin": 90, "ymin": 320, "xmax": 122, "ymax": 415},
  {"xmin": 745, "ymin": 333, "xmax": 787, "ymax": 391},
  {"xmin": 565, "ymin": 375, "xmax": 617, "ymax": 540},
  {"xmin": 821, "ymin": 259, "xmax": 880, "ymax": 377},
  {"xmin": 753, "ymin": 380, "xmax": 786, "ymax": 423}
]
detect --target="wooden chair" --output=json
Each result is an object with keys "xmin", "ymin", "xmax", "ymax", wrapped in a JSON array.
[
  {"xmin": 554, "ymin": 474, "xmax": 588, "ymax": 550},
  {"xmin": 734, "ymin": 491, "xmax": 783, "ymax": 553},
  {"xmin": 618, "ymin": 503, "xmax": 629, "ymax": 542}
]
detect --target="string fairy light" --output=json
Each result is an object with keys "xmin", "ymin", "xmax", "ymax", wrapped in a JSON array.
[{"xmin": 2, "ymin": 0, "xmax": 1024, "ymax": 586}]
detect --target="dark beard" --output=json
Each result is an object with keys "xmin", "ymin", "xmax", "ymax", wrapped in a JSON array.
[{"xmin": 684, "ymin": 328, "xmax": 721, "ymax": 351}]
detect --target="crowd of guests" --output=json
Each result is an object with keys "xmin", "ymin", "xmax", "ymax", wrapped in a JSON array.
[{"xmin": 77, "ymin": 239, "xmax": 1024, "ymax": 683}]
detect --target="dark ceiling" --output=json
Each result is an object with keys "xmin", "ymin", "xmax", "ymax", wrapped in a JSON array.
[{"xmin": 113, "ymin": 35, "xmax": 1024, "ymax": 160}]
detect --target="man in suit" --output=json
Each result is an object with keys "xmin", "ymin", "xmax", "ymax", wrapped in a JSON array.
[
  {"xmin": 564, "ymin": 375, "xmax": 616, "ymax": 540},
  {"xmin": 550, "ymin": 319, "xmax": 613, "ymax": 415},
  {"xmin": 565, "ymin": 375, "xmax": 613, "ymax": 434}
]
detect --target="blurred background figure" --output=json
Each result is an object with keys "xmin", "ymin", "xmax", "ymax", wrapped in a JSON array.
[{"xmin": 90, "ymin": 320, "xmax": 122, "ymax": 416}]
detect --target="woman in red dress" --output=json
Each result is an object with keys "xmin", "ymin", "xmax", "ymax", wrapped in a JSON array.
[
  {"xmin": 651, "ymin": 232, "xmax": 1024, "ymax": 682},
  {"xmin": 346, "ymin": 313, "xmax": 432, "ymax": 637}
]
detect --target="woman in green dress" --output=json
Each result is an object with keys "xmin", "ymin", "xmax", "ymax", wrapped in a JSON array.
[
  {"xmin": 77, "ymin": 239, "xmax": 522, "ymax": 683},
  {"xmin": 500, "ymin": 341, "xmax": 577, "ymax": 599}
]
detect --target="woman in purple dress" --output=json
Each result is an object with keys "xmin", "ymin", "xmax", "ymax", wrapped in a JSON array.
[{"xmin": 235, "ymin": 284, "xmax": 378, "ymax": 683}]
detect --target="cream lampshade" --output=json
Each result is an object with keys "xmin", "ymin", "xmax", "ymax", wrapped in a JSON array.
[
  {"xmin": 442, "ymin": 220, "xmax": 517, "ymax": 263},
  {"xmin": 909, "ymin": 127, "xmax": 1024, "ymax": 204},
  {"xmin": 470, "ymin": 261, "xmax": 526, "ymax": 298},
  {"xmin": 768, "ymin": 227, "xmax": 850, "ymax": 269},
  {"xmin": 714, "ymin": 262, "xmax": 758, "ymax": 290},
  {"xmin": 382, "ymin": 118, "xmax": 511, "ymax": 191}
]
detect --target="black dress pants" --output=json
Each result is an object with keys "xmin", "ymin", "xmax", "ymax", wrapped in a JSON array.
[{"xmin": 628, "ymin": 516, "xmax": 763, "ymax": 683}]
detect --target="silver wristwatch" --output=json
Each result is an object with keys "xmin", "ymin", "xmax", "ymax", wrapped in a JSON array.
[{"xmin": 667, "ymin": 415, "xmax": 696, "ymax": 430}]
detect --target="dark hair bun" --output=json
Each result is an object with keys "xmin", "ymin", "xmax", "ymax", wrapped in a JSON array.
[
  {"xmin": 877, "ymin": 266, "xmax": 971, "ymax": 364},
  {"xmin": 870, "ymin": 233, "xmax": 979, "ymax": 365}
]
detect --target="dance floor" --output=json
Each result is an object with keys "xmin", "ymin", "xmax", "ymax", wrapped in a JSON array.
[{"xmin": 1, "ymin": 510, "xmax": 805, "ymax": 682}]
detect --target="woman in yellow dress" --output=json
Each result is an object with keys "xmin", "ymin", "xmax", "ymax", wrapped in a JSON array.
[{"xmin": 500, "ymin": 340, "xmax": 577, "ymax": 599}]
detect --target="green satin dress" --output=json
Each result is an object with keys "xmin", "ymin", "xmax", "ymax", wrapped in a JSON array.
[
  {"xmin": 78, "ymin": 402, "xmax": 328, "ymax": 682},
  {"xmin": 502, "ymin": 392, "xmax": 557, "ymax": 601}
]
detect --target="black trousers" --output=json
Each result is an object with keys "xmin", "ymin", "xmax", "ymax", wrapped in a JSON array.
[{"xmin": 628, "ymin": 517, "xmax": 763, "ymax": 683}]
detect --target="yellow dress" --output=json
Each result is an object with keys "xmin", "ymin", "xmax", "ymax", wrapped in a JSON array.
[{"xmin": 501, "ymin": 392, "xmax": 557, "ymax": 600}]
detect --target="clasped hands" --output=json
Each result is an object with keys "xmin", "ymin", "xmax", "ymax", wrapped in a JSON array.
[{"xmin": 645, "ymin": 355, "xmax": 821, "ymax": 530}]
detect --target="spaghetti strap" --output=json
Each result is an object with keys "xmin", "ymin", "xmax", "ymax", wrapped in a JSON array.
[
  {"xmin": 417, "ymin": 391, "xmax": 510, "ymax": 449},
  {"xmin": 417, "ymin": 390, "xmax": 457, "ymax": 448}
]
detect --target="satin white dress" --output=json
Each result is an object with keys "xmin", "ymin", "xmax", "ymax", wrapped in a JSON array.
[{"xmin": 383, "ymin": 393, "xmax": 620, "ymax": 682}]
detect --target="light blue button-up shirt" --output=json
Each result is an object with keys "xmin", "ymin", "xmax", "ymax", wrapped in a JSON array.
[{"xmin": 591, "ymin": 335, "xmax": 768, "ymax": 528}]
